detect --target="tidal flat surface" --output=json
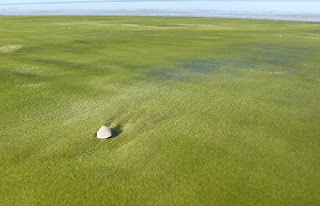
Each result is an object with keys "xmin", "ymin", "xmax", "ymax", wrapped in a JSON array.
[{"xmin": 0, "ymin": 16, "xmax": 319, "ymax": 205}]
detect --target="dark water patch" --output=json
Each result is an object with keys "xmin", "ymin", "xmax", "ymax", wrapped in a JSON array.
[
  {"xmin": 312, "ymin": 30, "xmax": 320, "ymax": 34},
  {"xmin": 0, "ymin": 70, "xmax": 37, "ymax": 78},
  {"xmin": 12, "ymin": 71, "xmax": 36, "ymax": 78},
  {"xmin": 236, "ymin": 43, "xmax": 310, "ymax": 56},
  {"xmin": 73, "ymin": 39, "xmax": 107, "ymax": 45},
  {"xmin": 236, "ymin": 44, "xmax": 308, "ymax": 55},
  {"xmin": 234, "ymin": 43, "xmax": 311, "ymax": 66},
  {"xmin": 182, "ymin": 59, "xmax": 224, "ymax": 73},
  {"xmin": 74, "ymin": 40, "xmax": 91, "ymax": 44},
  {"xmin": 35, "ymin": 59, "xmax": 86, "ymax": 70},
  {"xmin": 126, "ymin": 64, "xmax": 145, "ymax": 70},
  {"xmin": 143, "ymin": 59, "xmax": 252, "ymax": 81},
  {"xmin": 73, "ymin": 39, "xmax": 130, "ymax": 45},
  {"xmin": 181, "ymin": 58, "xmax": 301, "ymax": 76},
  {"xmin": 246, "ymin": 56, "xmax": 292, "ymax": 67},
  {"xmin": 145, "ymin": 69, "xmax": 188, "ymax": 81},
  {"xmin": 264, "ymin": 58, "xmax": 291, "ymax": 66},
  {"xmin": 260, "ymin": 44, "xmax": 305, "ymax": 54},
  {"xmin": 34, "ymin": 59, "xmax": 107, "ymax": 75},
  {"xmin": 144, "ymin": 57, "xmax": 296, "ymax": 82},
  {"xmin": 181, "ymin": 59, "xmax": 259, "ymax": 73}
]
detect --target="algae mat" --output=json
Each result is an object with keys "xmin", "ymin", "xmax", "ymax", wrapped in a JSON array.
[{"xmin": 0, "ymin": 16, "xmax": 319, "ymax": 205}]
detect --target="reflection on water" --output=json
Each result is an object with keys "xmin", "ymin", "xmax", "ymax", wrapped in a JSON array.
[{"xmin": 1, "ymin": 1, "xmax": 320, "ymax": 21}]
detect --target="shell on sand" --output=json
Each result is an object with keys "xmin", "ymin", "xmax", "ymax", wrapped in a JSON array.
[{"xmin": 97, "ymin": 126, "xmax": 112, "ymax": 139}]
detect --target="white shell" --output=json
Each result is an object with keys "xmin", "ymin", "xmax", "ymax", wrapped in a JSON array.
[{"xmin": 97, "ymin": 126, "xmax": 112, "ymax": 139}]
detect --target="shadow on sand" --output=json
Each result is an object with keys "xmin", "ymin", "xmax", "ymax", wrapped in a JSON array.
[{"xmin": 111, "ymin": 125, "xmax": 122, "ymax": 138}]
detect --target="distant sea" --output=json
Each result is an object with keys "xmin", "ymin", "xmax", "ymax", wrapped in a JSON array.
[{"xmin": 1, "ymin": 1, "xmax": 320, "ymax": 22}]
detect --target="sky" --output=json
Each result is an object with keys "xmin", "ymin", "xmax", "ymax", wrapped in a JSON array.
[
  {"xmin": 1, "ymin": 0, "xmax": 320, "ymax": 21},
  {"xmin": 1, "ymin": 0, "xmax": 320, "ymax": 4},
  {"xmin": 1, "ymin": 0, "xmax": 320, "ymax": 7}
]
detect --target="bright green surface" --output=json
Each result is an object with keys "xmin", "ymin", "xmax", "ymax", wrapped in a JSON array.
[{"xmin": 0, "ymin": 16, "xmax": 319, "ymax": 205}]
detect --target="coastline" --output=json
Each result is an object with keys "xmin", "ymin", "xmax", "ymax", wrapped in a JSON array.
[{"xmin": 1, "ymin": 12, "xmax": 320, "ymax": 23}]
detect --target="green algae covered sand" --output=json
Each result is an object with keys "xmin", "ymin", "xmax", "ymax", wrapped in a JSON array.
[{"xmin": 0, "ymin": 16, "xmax": 319, "ymax": 205}]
